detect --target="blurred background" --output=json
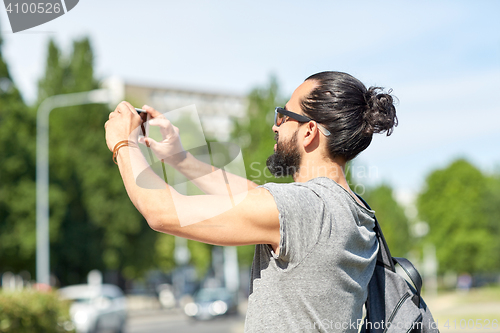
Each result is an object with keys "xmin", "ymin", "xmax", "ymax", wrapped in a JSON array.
[{"xmin": 0, "ymin": 1, "xmax": 499, "ymax": 332}]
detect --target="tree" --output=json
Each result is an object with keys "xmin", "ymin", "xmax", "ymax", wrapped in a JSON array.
[
  {"xmin": 417, "ymin": 159, "xmax": 500, "ymax": 274},
  {"xmin": 231, "ymin": 75, "xmax": 289, "ymax": 186},
  {"xmin": 36, "ymin": 38, "xmax": 157, "ymax": 285},
  {"xmin": 363, "ymin": 184, "xmax": 412, "ymax": 257},
  {"xmin": 0, "ymin": 27, "xmax": 40, "ymax": 274},
  {"xmin": 229, "ymin": 76, "xmax": 289, "ymax": 266},
  {"xmin": 36, "ymin": 38, "xmax": 220, "ymax": 284}
]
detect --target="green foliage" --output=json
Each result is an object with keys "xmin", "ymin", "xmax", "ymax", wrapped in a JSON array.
[
  {"xmin": 0, "ymin": 33, "xmax": 230, "ymax": 282},
  {"xmin": 237, "ymin": 244, "xmax": 256, "ymax": 268},
  {"xmin": 34, "ymin": 37, "xmax": 160, "ymax": 283},
  {"xmin": 187, "ymin": 240, "xmax": 212, "ymax": 276},
  {"xmin": 0, "ymin": 27, "xmax": 37, "ymax": 273},
  {"xmin": 154, "ymin": 234, "xmax": 176, "ymax": 272},
  {"xmin": 231, "ymin": 75, "xmax": 289, "ymax": 186},
  {"xmin": 364, "ymin": 184, "xmax": 412, "ymax": 257},
  {"xmin": 417, "ymin": 159, "xmax": 500, "ymax": 274},
  {"xmin": 230, "ymin": 76, "xmax": 289, "ymax": 265},
  {"xmin": 0, "ymin": 290, "xmax": 74, "ymax": 333},
  {"xmin": 484, "ymin": 172, "xmax": 500, "ymax": 252}
]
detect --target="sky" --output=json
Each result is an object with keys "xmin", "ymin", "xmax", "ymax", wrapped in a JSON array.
[{"xmin": 1, "ymin": 0, "xmax": 499, "ymax": 202}]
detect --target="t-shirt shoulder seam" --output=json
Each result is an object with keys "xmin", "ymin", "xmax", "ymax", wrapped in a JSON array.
[
  {"xmin": 260, "ymin": 184, "xmax": 326, "ymax": 272},
  {"xmin": 307, "ymin": 177, "xmax": 375, "ymax": 215}
]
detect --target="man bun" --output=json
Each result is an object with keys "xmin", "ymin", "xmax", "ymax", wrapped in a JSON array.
[
  {"xmin": 363, "ymin": 87, "xmax": 398, "ymax": 136},
  {"xmin": 301, "ymin": 71, "xmax": 398, "ymax": 161}
]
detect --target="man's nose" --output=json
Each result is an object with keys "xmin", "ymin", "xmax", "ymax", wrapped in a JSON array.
[{"xmin": 272, "ymin": 124, "xmax": 279, "ymax": 133}]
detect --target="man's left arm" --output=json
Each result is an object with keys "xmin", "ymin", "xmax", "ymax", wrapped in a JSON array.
[{"xmin": 105, "ymin": 102, "xmax": 281, "ymax": 249}]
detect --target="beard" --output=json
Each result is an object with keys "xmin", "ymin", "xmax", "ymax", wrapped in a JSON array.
[{"xmin": 266, "ymin": 130, "xmax": 302, "ymax": 178}]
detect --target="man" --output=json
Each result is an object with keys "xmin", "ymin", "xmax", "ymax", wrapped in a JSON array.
[{"xmin": 105, "ymin": 71, "xmax": 397, "ymax": 332}]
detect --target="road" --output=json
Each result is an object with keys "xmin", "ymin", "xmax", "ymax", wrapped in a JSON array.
[{"xmin": 124, "ymin": 309, "xmax": 245, "ymax": 333}]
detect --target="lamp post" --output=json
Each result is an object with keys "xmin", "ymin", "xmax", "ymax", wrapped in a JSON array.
[{"xmin": 36, "ymin": 89, "xmax": 113, "ymax": 285}]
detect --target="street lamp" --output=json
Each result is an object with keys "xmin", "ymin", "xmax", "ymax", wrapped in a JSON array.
[{"xmin": 36, "ymin": 89, "xmax": 113, "ymax": 285}]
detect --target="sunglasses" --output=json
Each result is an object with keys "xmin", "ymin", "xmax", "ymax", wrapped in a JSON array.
[{"xmin": 274, "ymin": 107, "xmax": 331, "ymax": 136}]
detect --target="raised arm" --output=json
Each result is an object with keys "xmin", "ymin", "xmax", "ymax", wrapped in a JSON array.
[
  {"xmin": 104, "ymin": 102, "xmax": 280, "ymax": 250},
  {"xmin": 140, "ymin": 105, "xmax": 258, "ymax": 195}
]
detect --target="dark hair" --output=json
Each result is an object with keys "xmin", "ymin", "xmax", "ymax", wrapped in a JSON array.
[{"xmin": 301, "ymin": 71, "xmax": 398, "ymax": 161}]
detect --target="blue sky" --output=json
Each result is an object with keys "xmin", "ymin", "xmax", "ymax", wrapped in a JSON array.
[{"xmin": 1, "ymin": 0, "xmax": 499, "ymax": 200}]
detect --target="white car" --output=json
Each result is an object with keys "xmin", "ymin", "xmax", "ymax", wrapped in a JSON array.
[{"xmin": 59, "ymin": 284, "xmax": 127, "ymax": 333}]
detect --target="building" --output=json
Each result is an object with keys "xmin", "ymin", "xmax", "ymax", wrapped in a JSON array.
[{"xmin": 104, "ymin": 77, "xmax": 248, "ymax": 142}]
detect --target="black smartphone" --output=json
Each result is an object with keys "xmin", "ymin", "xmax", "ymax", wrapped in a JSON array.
[{"xmin": 135, "ymin": 108, "xmax": 149, "ymax": 138}]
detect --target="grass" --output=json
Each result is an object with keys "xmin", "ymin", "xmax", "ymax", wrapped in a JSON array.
[{"xmin": 424, "ymin": 286, "xmax": 500, "ymax": 332}]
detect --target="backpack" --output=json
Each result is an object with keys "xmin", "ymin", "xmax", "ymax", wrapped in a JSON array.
[{"xmin": 357, "ymin": 194, "xmax": 439, "ymax": 333}]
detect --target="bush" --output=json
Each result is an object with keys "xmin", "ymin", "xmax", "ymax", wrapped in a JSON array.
[{"xmin": 0, "ymin": 290, "xmax": 75, "ymax": 333}]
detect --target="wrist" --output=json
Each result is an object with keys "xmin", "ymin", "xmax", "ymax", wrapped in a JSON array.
[
  {"xmin": 113, "ymin": 140, "xmax": 138, "ymax": 165},
  {"xmin": 168, "ymin": 150, "xmax": 189, "ymax": 168}
]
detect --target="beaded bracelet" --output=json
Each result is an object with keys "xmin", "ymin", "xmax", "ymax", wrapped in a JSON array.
[{"xmin": 112, "ymin": 140, "xmax": 137, "ymax": 165}]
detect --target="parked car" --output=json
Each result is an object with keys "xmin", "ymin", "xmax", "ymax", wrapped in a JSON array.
[
  {"xmin": 59, "ymin": 284, "xmax": 127, "ymax": 333},
  {"xmin": 183, "ymin": 287, "xmax": 238, "ymax": 320}
]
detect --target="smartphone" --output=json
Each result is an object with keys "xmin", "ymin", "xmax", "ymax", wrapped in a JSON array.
[{"xmin": 135, "ymin": 108, "xmax": 150, "ymax": 138}]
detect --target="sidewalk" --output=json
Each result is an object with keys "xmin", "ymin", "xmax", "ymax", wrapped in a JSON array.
[
  {"xmin": 425, "ymin": 289, "xmax": 500, "ymax": 333},
  {"xmin": 126, "ymin": 294, "xmax": 183, "ymax": 318}
]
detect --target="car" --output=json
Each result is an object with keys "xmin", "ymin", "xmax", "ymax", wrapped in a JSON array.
[
  {"xmin": 59, "ymin": 284, "xmax": 127, "ymax": 333},
  {"xmin": 183, "ymin": 287, "xmax": 238, "ymax": 320}
]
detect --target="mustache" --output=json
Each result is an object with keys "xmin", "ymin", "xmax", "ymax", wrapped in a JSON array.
[{"xmin": 274, "ymin": 133, "xmax": 279, "ymax": 142}]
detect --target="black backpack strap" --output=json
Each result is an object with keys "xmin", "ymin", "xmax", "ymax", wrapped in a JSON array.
[
  {"xmin": 355, "ymin": 193, "xmax": 427, "ymax": 322},
  {"xmin": 393, "ymin": 257, "xmax": 422, "ymax": 306},
  {"xmin": 355, "ymin": 193, "xmax": 395, "ymax": 272}
]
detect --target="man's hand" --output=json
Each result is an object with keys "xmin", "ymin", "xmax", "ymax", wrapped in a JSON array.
[
  {"xmin": 138, "ymin": 105, "xmax": 186, "ymax": 164},
  {"xmin": 105, "ymin": 101, "xmax": 143, "ymax": 152}
]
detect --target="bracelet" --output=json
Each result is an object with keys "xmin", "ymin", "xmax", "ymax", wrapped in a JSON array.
[{"xmin": 112, "ymin": 140, "xmax": 137, "ymax": 165}]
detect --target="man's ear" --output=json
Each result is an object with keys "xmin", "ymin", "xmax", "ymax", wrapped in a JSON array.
[{"xmin": 302, "ymin": 121, "xmax": 320, "ymax": 149}]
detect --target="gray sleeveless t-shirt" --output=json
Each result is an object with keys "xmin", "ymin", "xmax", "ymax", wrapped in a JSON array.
[{"xmin": 244, "ymin": 177, "xmax": 378, "ymax": 333}]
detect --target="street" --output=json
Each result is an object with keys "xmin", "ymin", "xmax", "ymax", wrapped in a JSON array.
[
  {"xmin": 123, "ymin": 289, "xmax": 500, "ymax": 333},
  {"xmin": 125, "ymin": 309, "xmax": 245, "ymax": 333}
]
